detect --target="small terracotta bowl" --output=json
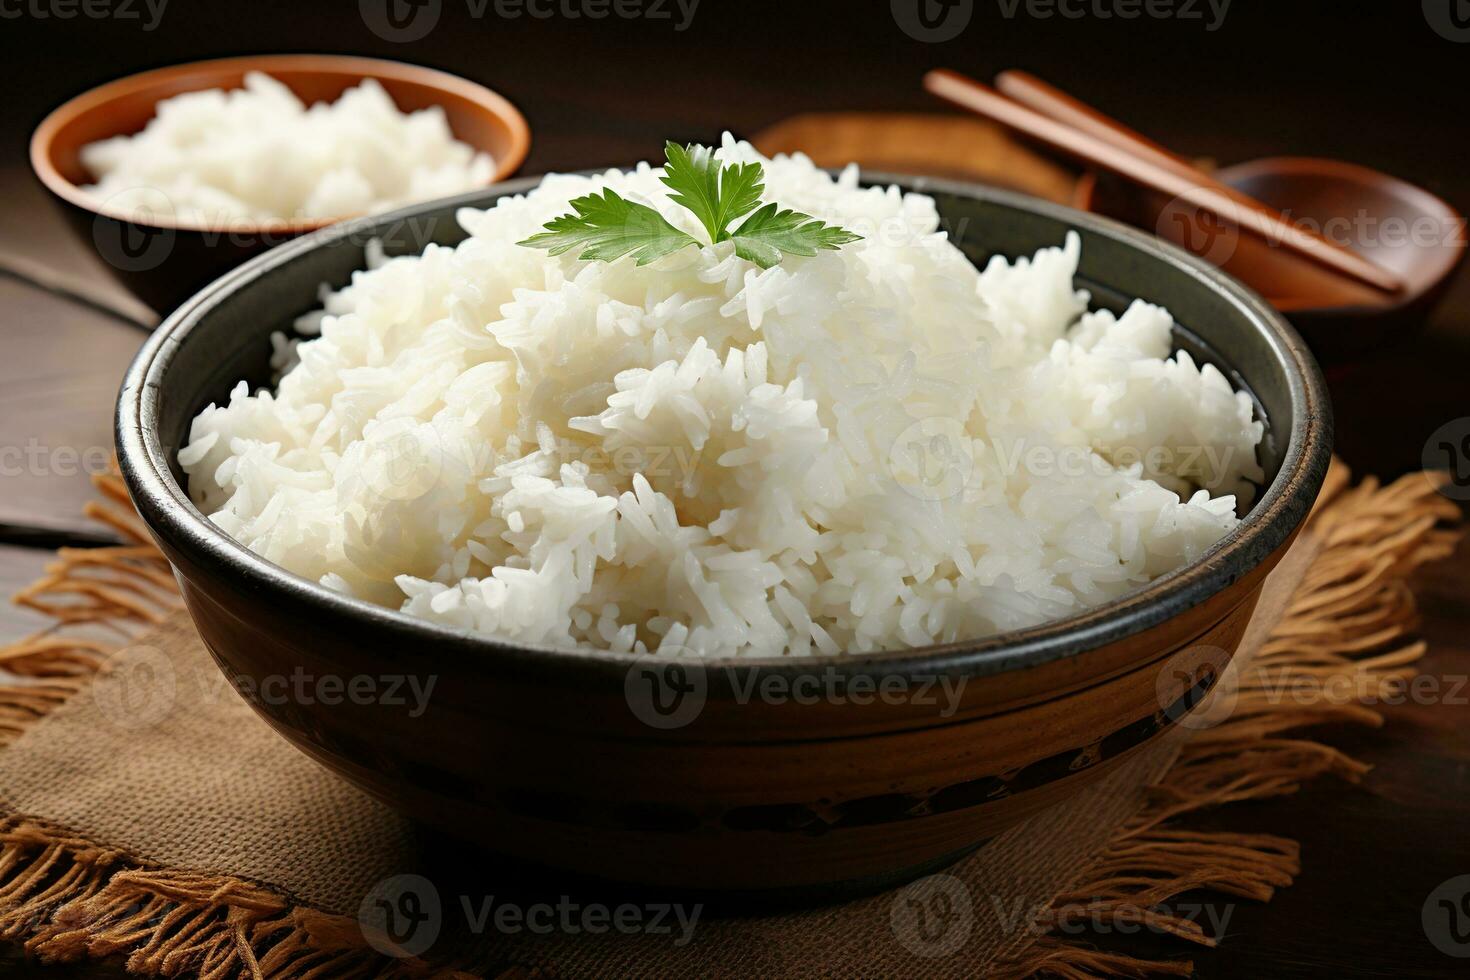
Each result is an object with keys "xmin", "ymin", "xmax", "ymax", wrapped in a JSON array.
[
  {"xmin": 31, "ymin": 54, "xmax": 530, "ymax": 315},
  {"xmin": 1077, "ymin": 158, "xmax": 1467, "ymax": 364},
  {"xmin": 117, "ymin": 174, "xmax": 1332, "ymax": 900}
]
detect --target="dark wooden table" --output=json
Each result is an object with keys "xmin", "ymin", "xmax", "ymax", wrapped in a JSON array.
[{"xmin": 3, "ymin": 3, "xmax": 1468, "ymax": 976}]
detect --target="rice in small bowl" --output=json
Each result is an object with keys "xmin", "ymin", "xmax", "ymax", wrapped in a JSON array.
[
  {"xmin": 30, "ymin": 54, "xmax": 529, "ymax": 312},
  {"xmin": 80, "ymin": 71, "xmax": 496, "ymax": 226}
]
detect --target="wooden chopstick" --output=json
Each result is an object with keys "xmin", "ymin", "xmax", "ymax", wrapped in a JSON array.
[
  {"xmin": 924, "ymin": 68, "xmax": 1404, "ymax": 295},
  {"xmin": 995, "ymin": 70, "xmax": 1201, "ymax": 178}
]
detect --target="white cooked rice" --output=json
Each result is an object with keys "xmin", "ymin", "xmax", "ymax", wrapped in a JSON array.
[
  {"xmin": 180, "ymin": 135, "xmax": 1265, "ymax": 658},
  {"xmin": 82, "ymin": 72, "xmax": 494, "ymax": 224}
]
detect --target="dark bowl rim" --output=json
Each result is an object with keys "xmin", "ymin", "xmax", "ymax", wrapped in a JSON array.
[
  {"xmin": 29, "ymin": 52, "xmax": 532, "ymax": 235},
  {"xmin": 116, "ymin": 170, "xmax": 1334, "ymax": 683}
]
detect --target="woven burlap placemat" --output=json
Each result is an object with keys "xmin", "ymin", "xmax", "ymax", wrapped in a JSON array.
[{"xmin": 0, "ymin": 459, "xmax": 1459, "ymax": 978}]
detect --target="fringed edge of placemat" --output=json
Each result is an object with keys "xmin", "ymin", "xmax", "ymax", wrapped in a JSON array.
[
  {"xmin": 0, "ymin": 471, "xmax": 180, "ymax": 748},
  {"xmin": 0, "ymin": 817, "xmax": 486, "ymax": 980},
  {"xmin": 990, "ymin": 463, "xmax": 1462, "ymax": 978},
  {"xmin": 0, "ymin": 464, "xmax": 1461, "ymax": 978},
  {"xmin": 0, "ymin": 472, "xmax": 486, "ymax": 978}
]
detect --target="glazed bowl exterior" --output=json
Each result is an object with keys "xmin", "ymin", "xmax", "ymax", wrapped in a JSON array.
[
  {"xmin": 31, "ymin": 54, "xmax": 530, "ymax": 316},
  {"xmin": 116, "ymin": 174, "xmax": 1332, "ymax": 896}
]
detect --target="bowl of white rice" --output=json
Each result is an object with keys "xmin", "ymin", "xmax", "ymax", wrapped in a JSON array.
[
  {"xmin": 31, "ymin": 54, "xmax": 529, "ymax": 314},
  {"xmin": 116, "ymin": 141, "xmax": 1332, "ymax": 896}
]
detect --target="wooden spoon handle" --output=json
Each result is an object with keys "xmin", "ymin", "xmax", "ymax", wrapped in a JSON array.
[
  {"xmin": 995, "ymin": 70, "xmax": 1198, "ymax": 178},
  {"xmin": 924, "ymin": 68, "xmax": 1404, "ymax": 295}
]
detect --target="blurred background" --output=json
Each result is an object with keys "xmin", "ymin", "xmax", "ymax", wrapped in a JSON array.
[
  {"xmin": 2, "ymin": 2, "xmax": 1468, "ymax": 976},
  {"xmin": 4, "ymin": 0, "xmax": 1468, "ymax": 474}
]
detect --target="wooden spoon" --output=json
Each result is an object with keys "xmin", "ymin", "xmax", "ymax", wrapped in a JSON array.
[{"xmin": 1078, "ymin": 156, "xmax": 1468, "ymax": 362}]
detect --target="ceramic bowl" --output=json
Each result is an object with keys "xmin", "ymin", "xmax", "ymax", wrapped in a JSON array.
[
  {"xmin": 116, "ymin": 174, "xmax": 1332, "ymax": 899},
  {"xmin": 31, "ymin": 54, "xmax": 530, "ymax": 316}
]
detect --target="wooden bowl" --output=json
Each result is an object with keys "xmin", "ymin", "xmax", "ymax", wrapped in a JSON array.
[
  {"xmin": 115, "ymin": 175, "xmax": 1332, "ymax": 899},
  {"xmin": 1077, "ymin": 158, "xmax": 1467, "ymax": 364},
  {"xmin": 30, "ymin": 54, "xmax": 530, "ymax": 315}
]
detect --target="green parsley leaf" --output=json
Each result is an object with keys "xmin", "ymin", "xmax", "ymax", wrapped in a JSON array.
[
  {"xmin": 519, "ymin": 142, "xmax": 864, "ymax": 271},
  {"xmin": 728, "ymin": 202, "xmax": 865, "ymax": 270},
  {"xmin": 661, "ymin": 141, "xmax": 764, "ymax": 244},
  {"xmin": 516, "ymin": 188, "xmax": 698, "ymax": 266}
]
